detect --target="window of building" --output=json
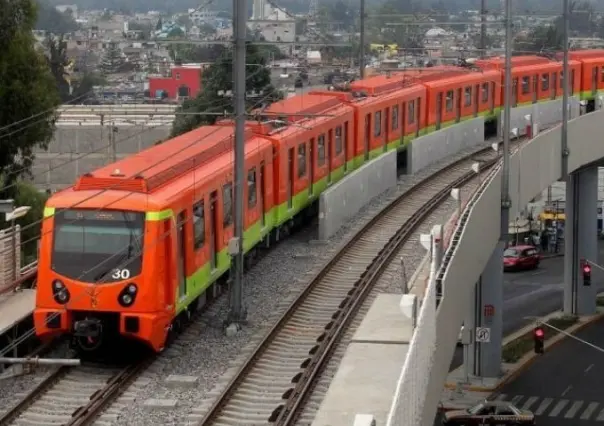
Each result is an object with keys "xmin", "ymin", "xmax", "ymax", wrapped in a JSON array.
[
  {"xmin": 481, "ymin": 83, "xmax": 489, "ymax": 103},
  {"xmin": 222, "ymin": 183, "xmax": 233, "ymax": 227},
  {"xmin": 392, "ymin": 105, "xmax": 399, "ymax": 130},
  {"xmin": 335, "ymin": 126, "xmax": 343, "ymax": 154},
  {"xmin": 446, "ymin": 90, "xmax": 454, "ymax": 111},
  {"xmin": 374, "ymin": 111, "xmax": 382, "ymax": 137},
  {"xmin": 192, "ymin": 200, "xmax": 205, "ymax": 250},
  {"xmin": 541, "ymin": 73, "xmax": 549, "ymax": 91},
  {"xmin": 464, "ymin": 87, "xmax": 472, "ymax": 107},
  {"xmin": 298, "ymin": 143, "xmax": 307, "ymax": 177},
  {"xmin": 175, "ymin": 72, "xmax": 181, "ymax": 80},
  {"xmin": 318, "ymin": 135, "xmax": 326, "ymax": 166},
  {"xmin": 248, "ymin": 168, "xmax": 257, "ymax": 208},
  {"xmin": 522, "ymin": 76, "xmax": 530, "ymax": 94},
  {"xmin": 408, "ymin": 100, "xmax": 416, "ymax": 124}
]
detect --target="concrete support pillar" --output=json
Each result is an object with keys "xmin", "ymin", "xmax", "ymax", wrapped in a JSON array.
[
  {"xmin": 564, "ymin": 167, "xmax": 598, "ymax": 315},
  {"xmin": 466, "ymin": 242, "xmax": 504, "ymax": 378}
]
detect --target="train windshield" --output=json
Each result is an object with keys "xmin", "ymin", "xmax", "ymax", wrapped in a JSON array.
[{"xmin": 51, "ymin": 209, "xmax": 145, "ymax": 283}]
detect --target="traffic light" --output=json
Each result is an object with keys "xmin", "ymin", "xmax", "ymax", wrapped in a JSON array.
[
  {"xmin": 582, "ymin": 260, "xmax": 592, "ymax": 286},
  {"xmin": 534, "ymin": 326, "xmax": 545, "ymax": 354}
]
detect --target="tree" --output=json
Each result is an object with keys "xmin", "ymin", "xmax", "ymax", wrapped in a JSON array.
[
  {"xmin": 34, "ymin": 0, "xmax": 79, "ymax": 34},
  {"xmin": 45, "ymin": 34, "xmax": 71, "ymax": 102},
  {"xmin": 0, "ymin": 0, "xmax": 60, "ymax": 198},
  {"xmin": 100, "ymin": 42, "xmax": 124, "ymax": 75},
  {"xmin": 171, "ymin": 43, "xmax": 283, "ymax": 137}
]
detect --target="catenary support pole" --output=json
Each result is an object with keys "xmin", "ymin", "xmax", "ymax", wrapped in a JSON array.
[
  {"xmin": 359, "ymin": 0, "xmax": 365, "ymax": 79},
  {"xmin": 561, "ymin": 0, "xmax": 570, "ymax": 178},
  {"xmin": 227, "ymin": 0, "xmax": 248, "ymax": 329},
  {"xmin": 502, "ymin": 0, "xmax": 512, "ymax": 240},
  {"xmin": 480, "ymin": 0, "xmax": 486, "ymax": 58}
]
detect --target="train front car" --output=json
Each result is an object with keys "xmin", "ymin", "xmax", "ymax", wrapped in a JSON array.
[{"xmin": 33, "ymin": 197, "xmax": 172, "ymax": 354}]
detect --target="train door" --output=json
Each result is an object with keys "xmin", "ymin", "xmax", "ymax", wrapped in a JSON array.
[
  {"xmin": 176, "ymin": 210, "xmax": 186, "ymax": 300},
  {"xmin": 490, "ymin": 82, "xmax": 496, "ymax": 113},
  {"xmin": 259, "ymin": 162, "xmax": 266, "ymax": 228},
  {"xmin": 343, "ymin": 122, "xmax": 349, "ymax": 173},
  {"xmin": 436, "ymin": 94, "xmax": 442, "ymax": 130},
  {"xmin": 551, "ymin": 72, "xmax": 557, "ymax": 100},
  {"xmin": 327, "ymin": 130, "xmax": 333, "ymax": 184},
  {"xmin": 364, "ymin": 114, "xmax": 370, "ymax": 160},
  {"xmin": 473, "ymin": 84, "xmax": 479, "ymax": 117},
  {"xmin": 415, "ymin": 98, "xmax": 421, "ymax": 137},
  {"xmin": 287, "ymin": 147, "xmax": 294, "ymax": 208},
  {"xmin": 401, "ymin": 102, "xmax": 407, "ymax": 139},
  {"xmin": 532, "ymin": 75, "xmax": 538, "ymax": 103},
  {"xmin": 455, "ymin": 88, "xmax": 462, "ymax": 123},
  {"xmin": 209, "ymin": 192, "xmax": 218, "ymax": 270},
  {"xmin": 309, "ymin": 138, "xmax": 315, "ymax": 195},
  {"xmin": 512, "ymin": 78, "xmax": 518, "ymax": 107},
  {"xmin": 571, "ymin": 69, "xmax": 576, "ymax": 95},
  {"xmin": 593, "ymin": 67, "xmax": 599, "ymax": 96}
]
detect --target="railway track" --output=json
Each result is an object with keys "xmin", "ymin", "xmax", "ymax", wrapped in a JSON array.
[
  {"xmin": 196, "ymin": 140, "xmax": 519, "ymax": 426},
  {"xmin": 0, "ymin": 359, "xmax": 151, "ymax": 426}
]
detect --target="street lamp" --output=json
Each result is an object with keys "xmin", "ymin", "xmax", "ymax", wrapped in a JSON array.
[{"xmin": 5, "ymin": 205, "xmax": 31, "ymax": 282}]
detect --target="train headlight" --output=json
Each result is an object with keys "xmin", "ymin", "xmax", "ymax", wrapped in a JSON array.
[
  {"xmin": 118, "ymin": 284, "xmax": 137, "ymax": 307},
  {"xmin": 52, "ymin": 280, "xmax": 70, "ymax": 305}
]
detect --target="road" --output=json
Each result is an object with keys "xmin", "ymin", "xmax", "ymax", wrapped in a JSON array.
[
  {"xmin": 450, "ymin": 241, "xmax": 604, "ymax": 371},
  {"xmin": 495, "ymin": 316, "xmax": 604, "ymax": 424}
]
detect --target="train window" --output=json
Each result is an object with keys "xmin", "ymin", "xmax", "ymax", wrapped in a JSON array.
[
  {"xmin": 298, "ymin": 143, "xmax": 307, "ymax": 177},
  {"xmin": 192, "ymin": 200, "xmax": 205, "ymax": 249},
  {"xmin": 464, "ymin": 87, "xmax": 472, "ymax": 107},
  {"xmin": 481, "ymin": 83, "xmax": 489, "ymax": 103},
  {"xmin": 222, "ymin": 183, "xmax": 233, "ymax": 227},
  {"xmin": 335, "ymin": 126, "xmax": 343, "ymax": 155},
  {"xmin": 445, "ymin": 90, "xmax": 454, "ymax": 111},
  {"xmin": 248, "ymin": 168, "xmax": 257, "ymax": 208},
  {"xmin": 521, "ymin": 76, "xmax": 530, "ymax": 94},
  {"xmin": 374, "ymin": 111, "xmax": 382, "ymax": 137},
  {"xmin": 541, "ymin": 74, "xmax": 549, "ymax": 91},
  {"xmin": 560, "ymin": 71, "xmax": 564, "ymax": 88},
  {"xmin": 408, "ymin": 101, "xmax": 415, "ymax": 124},
  {"xmin": 392, "ymin": 106, "xmax": 399, "ymax": 130},
  {"xmin": 318, "ymin": 134, "xmax": 326, "ymax": 166}
]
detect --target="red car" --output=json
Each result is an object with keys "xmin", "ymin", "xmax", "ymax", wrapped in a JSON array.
[{"xmin": 503, "ymin": 245, "xmax": 540, "ymax": 271}]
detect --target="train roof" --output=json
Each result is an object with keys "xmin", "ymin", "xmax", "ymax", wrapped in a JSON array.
[
  {"xmin": 73, "ymin": 125, "xmax": 246, "ymax": 195},
  {"xmin": 419, "ymin": 69, "xmax": 500, "ymax": 88},
  {"xmin": 349, "ymin": 73, "xmax": 415, "ymax": 95},
  {"xmin": 264, "ymin": 93, "xmax": 352, "ymax": 121},
  {"xmin": 565, "ymin": 50, "xmax": 604, "ymax": 60},
  {"xmin": 474, "ymin": 55, "xmax": 552, "ymax": 70}
]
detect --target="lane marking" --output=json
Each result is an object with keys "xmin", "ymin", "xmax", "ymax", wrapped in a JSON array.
[
  {"xmin": 535, "ymin": 398, "xmax": 553, "ymax": 415},
  {"xmin": 585, "ymin": 363, "xmax": 594, "ymax": 373},
  {"xmin": 561, "ymin": 385, "xmax": 573, "ymax": 397},
  {"xmin": 581, "ymin": 402, "xmax": 599, "ymax": 420},
  {"xmin": 494, "ymin": 394, "xmax": 507, "ymax": 401},
  {"xmin": 511, "ymin": 395, "xmax": 523, "ymax": 406},
  {"xmin": 564, "ymin": 401, "xmax": 584, "ymax": 418},
  {"xmin": 529, "ymin": 270, "xmax": 547, "ymax": 276},
  {"xmin": 549, "ymin": 399, "xmax": 569, "ymax": 417},
  {"xmin": 595, "ymin": 407, "xmax": 604, "ymax": 421},
  {"xmin": 521, "ymin": 396, "xmax": 539, "ymax": 410}
]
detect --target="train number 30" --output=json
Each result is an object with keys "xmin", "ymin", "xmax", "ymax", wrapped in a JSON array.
[{"xmin": 111, "ymin": 269, "xmax": 131, "ymax": 280}]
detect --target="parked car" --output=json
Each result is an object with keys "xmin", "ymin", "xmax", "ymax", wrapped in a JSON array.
[
  {"xmin": 442, "ymin": 400, "xmax": 536, "ymax": 425},
  {"xmin": 503, "ymin": 245, "xmax": 540, "ymax": 271}
]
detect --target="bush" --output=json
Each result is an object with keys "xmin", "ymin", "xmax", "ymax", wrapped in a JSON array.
[
  {"xmin": 596, "ymin": 296, "xmax": 604, "ymax": 307},
  {"xmin": 502, "ymin": 315, "xmax": 578, "ymax": 363}
]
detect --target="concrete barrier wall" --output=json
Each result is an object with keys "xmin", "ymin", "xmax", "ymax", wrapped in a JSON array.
[
  {"xmin": 498, "ymin": 96, "xmax": 580, "ymax": 138},
  {"xmin": 410, "ymin": 118, "xmax": 485, "ymax": 174},
  {"xmin": 31, "ymin": 124, "xmax": 171, "ymax": 191},
  {"xmin": 318, "ymin": 151, "xmax": 397, "ymax": 240},
  {"xmin": 420, "ymin": 108, "xmax": 604, "ymax": 425}
]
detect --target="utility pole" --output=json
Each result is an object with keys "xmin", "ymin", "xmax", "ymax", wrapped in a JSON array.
[
  {"xmin": 561, "ymin": 0, "xmax": 570, "ymax": 179},
  {"xmin": 359, "ymin": 0, "xmax": 365, "ymax": 79},
  {"xmin": 480, "ymin": 0, "xmax": 487, "ymax": 58},
  {"xmin": 501, "ymin": 0, "xmax": 512, "ymax": 239},
  {"xmin": 227, "ymin": 0, "xmax": 248, "ymax": 331}
]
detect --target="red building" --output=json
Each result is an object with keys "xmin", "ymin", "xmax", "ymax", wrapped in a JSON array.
[{"xmin": 148, "ymin": 65, "xmax": 204, "ymax": 100}]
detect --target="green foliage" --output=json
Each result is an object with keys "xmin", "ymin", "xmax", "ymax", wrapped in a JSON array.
[
  {"xmin": 45, "ymin": 34, "xmax": 71, "ymax": 102},
  {"xmin": 367, "ymin": 0, "xmax": 425, "ymax": 53},
  {"xmin": 35, "ymin": 0, "xmax": 79, "ymax": 33},
  {"xmin": 502, "ymin": 315, "xmax": 578, "ymax": 363},
  {"xmin": 596, "ymin": 295, "xmax": 604, "ymax": 306},
  {"xmin": 171, "ymin": 43, "xmax": 282, "ymax": 137},
  {"xmin": 100, "ymin": 42, "xmax": 125, "ymax": 75},
  {"xmin": 14, "ymin": 182, "xmax": 48, "ymax": 262},
  {"xmin": 0, "ymin": 0, "xmax": 61, "ymax": 197}
]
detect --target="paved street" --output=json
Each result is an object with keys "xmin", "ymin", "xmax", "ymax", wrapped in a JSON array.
[
  {"xmin": 450, "ymin": 241, "xmax": 604, "ymax": 371},
  {"xmin": 496, "ymin": 316, "xmax": 604, "ymax": 424}
]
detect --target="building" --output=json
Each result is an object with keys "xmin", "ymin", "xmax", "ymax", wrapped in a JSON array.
[{"xmin": 148, "ymin": 64, "xmax": 203, "ymax": 100}]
